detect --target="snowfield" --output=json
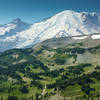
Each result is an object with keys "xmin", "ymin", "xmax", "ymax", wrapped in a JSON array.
[
  {"xmin": 0, "ymin": 10, "xmax": 100, "ymax": 51},
  {"xmin": 72, "ymin": 36, "xmax": 88, "ymax": 40},
  {"xmin": 91, "ymin": 34, "xmax": 100, "ymax": 39}
]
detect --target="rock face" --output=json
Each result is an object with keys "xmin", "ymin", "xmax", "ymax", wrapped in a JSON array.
[{"xmin": 0, "ymin": 10, "xmax": 100, "ymax": 52}]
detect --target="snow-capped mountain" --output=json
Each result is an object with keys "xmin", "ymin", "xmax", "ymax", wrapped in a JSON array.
[{"xmin": 0, "ymin": 10, "xmax": 100, "ymax": 52}]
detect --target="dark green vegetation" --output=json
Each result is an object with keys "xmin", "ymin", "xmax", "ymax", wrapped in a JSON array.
[{"xmin": 1, "ymin": 39, "xmax": 100, "ymax": 100}]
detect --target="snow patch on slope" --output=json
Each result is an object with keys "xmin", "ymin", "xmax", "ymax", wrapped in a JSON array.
[
  {"xmin": 0, "ymin": 24, "xmax": 16, "ymax": 35},
  {"xmin": 72, "ymin": 36, "xmax": 88, "ymax": 40},
  {"xmin": 91, "ymin": 34, "xmax": 100, "ymax": 39}
]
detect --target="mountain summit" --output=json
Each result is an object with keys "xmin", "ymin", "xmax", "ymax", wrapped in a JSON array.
[
  {"xmin": 0, "ymin": 10, "xmax": 100, "ymax": 52},
  {"xmin": 11, "ymin": 18, "xmax": 22, "ymax": 24}
]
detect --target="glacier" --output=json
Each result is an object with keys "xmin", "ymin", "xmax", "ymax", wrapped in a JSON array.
[{"xmin": 0, "ymin": 10, "xmax": 100, "ymax": 52}]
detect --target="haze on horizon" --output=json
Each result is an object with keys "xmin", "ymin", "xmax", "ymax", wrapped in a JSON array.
[{"xmin": 0, "ymin": 0, "xmax": 100, "ymax": 24}]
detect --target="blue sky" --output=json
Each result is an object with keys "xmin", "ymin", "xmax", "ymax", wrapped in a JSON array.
[{"xmin": 0, "ymin": 0, "xmax": 100, "ymax": 24}]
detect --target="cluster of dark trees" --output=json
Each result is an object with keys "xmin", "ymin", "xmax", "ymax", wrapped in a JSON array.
[
  {"xmin": 56, "ymin": 47, "xmax": 86, "ymax": 54},
  {"xmin": 46, "ymin": 64, "xmax": 100, "ymax": 99},
  {"xmin": 31, "ymin": 80, "xmax": 43, "ymax": 89},
  {"xmin": 20, "ymin": 86, "xmax": 29, "ymax": 93}
]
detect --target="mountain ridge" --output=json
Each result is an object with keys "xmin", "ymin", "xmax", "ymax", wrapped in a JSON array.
[{"xmin": 0, "ymin": 10, "xmax": 100, "ymax": 52}]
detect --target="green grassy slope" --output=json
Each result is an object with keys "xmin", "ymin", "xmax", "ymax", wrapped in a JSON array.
[{"xmin": 0, "ymin": 40, "xmax": 100, "ymax": 100}]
